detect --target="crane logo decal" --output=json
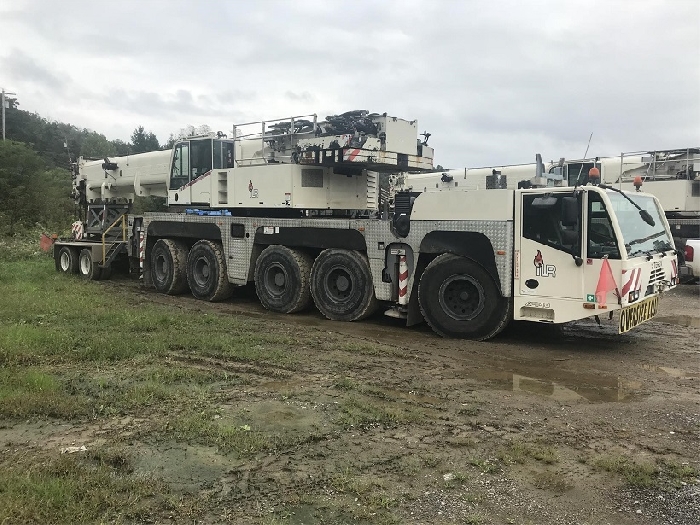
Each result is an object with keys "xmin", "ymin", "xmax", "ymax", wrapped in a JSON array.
[
  {"xmin": 533, "ymin": 250, "xmax": 556, "ymax": 277},
  {"xmin": 248, "ymin": 180, "xmax": 258, "ymax": 198}
]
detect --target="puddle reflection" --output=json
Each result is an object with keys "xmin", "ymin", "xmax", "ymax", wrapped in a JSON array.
[
  {"xmin": 472, "ymin": 368, "xmax": 642, "ymax": 403},
  {"xmin": 643, "ymin": 365, "xmax": 700, "ymax": 379}
]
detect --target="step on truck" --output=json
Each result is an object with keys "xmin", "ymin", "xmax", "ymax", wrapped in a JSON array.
[{"xmin": 53, "ymin": 110, "xmax": 679, "ymax": 340}]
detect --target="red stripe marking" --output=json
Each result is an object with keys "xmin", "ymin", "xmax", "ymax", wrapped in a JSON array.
[
  {"xmin": 345, "ymin": 149, "xmax": 361, "ymax": 162},
  {"xmin": 633, "ymin": 268, "xmax": 642, "ymax": 291},
  {"xmin": 621, "ymin": 269, "xmax": 635, "ymax": 296}
]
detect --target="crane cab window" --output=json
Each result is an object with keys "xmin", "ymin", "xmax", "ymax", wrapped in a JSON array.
[
  {"xmin": 588, "ymin": 193, "xmax": 620, "ymax": 259},
  {"xmin": 213, "ymin": 140, "xmax": 235, "ymax": 169},
  {"xmin": 170, "ymin": 142, "xmax": 189, "ymax": 190},
  {"xmin": 522, "ymin": 193, "xmax": 581, "ymax": 255},
  {"xmin": 190, "ymin": 140, "xmax": 212, "ymax": 178}
]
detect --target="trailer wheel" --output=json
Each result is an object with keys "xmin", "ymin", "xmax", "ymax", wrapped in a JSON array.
[
  {"xmin": 151, "ymin": 239, "xmax": 189, "ymax": 295},
  {"xmin": 418, "ymin": 254, "xmax": 510, "ymax": 340},
  {"xmin": 187, "ymin": 240, "xmax": 233, "ymax": 302},
  {"xmin": 55, "ymin": 246, "xmax": 79, "ymax": 274},
  {"xmin": 255, "ymin": 245, "xmax": 313, "ymax": 314},
  {"xmin": 310, "ymin": 249, "xmax": 378, "ymax": 322},
  {"xmin": 78, "ymin": 249, "xmax": 102, "ymax": 281}
]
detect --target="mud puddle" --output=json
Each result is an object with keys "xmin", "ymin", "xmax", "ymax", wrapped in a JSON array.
[{"xmin": 469, "ymin": 368, "xmax": 642, "ymax": 403}]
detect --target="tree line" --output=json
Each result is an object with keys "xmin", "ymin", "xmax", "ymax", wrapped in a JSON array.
[
  {"xmin": 0, "ymin": 97, "xmax": 178, "ymax": 235},
  {"xmin": 3, "ymin": 96, "xmax": 164, "ymax": 165}
]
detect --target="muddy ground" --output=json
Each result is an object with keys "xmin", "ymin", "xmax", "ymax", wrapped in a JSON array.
[{"xmin": 4, "ymin": 281, "xmax": 700, "ymax": 524}]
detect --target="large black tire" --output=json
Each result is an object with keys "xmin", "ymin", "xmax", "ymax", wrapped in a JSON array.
[
  {"xmin": 254, "ymin": 245, "xmax": 313, "ymax": 314},
  {"xmin": 186, "ymin": 240, "xmax": 234, "ymax": 302},
  {"xmin": 418, "ymin": 254, "xmax": 510, "ymax": 340},
  {"xmin": 55, "ymin": 246, "xmax": 79, "ymax": 274},
  {"xmin": 78, "ymin": 248, "xmax": 102, "ymax": 281},
  {"xmin": 151, "ymin": 239, "xmax": 189, "ymax": 295},
  {"xmin": 310, "ymin": 249, "xmax": 378, "ymax": 322}
]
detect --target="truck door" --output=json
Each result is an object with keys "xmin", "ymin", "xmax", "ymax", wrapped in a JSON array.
[
  {"xmin": 169, "ymin": 141, "xmax": 191, "ymax": 204},
  {"xmin": 168, "ymin": 139, "xmax": 214, "ymax": 205},
  {"xmin": 517, "ymin": 192, "xmax": 584, "ymax": 300}
]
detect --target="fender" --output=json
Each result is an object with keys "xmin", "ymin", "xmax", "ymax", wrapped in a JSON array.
[{"xmin": 406, "ymin": 231, "xmax": 501, "ymax": 326}]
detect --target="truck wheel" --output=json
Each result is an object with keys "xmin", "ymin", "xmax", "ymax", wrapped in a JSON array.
[
  {"xmin": 310, "ymin": 249, "xmax": 378, "ymax": 321},
  {"xmin": 187, "ymin": 240, "xmax": 233, "ymax": 302},
  {"xmin": 78, "ymin": 248, "xmax": 102, "ymax": 281},
  {"xmin": 418, "ymin": 253, "xmax": 510, "ymax": 340},
  {"xmin": 55, "ymin": 246, "xmax": 79, "ymax": 274},
  {"xmin": 151, "ymin": 239, "xmax": 189, "ymax": 295},
  {"xmin": 255, "ymin": 245, "xmax": 313, "ymax": 314}
]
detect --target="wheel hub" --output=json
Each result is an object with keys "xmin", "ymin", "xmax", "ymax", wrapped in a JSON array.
[
  {"xmin": 194, "ymin": 257, "xmax": 210, "ymax": 286},
  {"xmin": 155, "ymin": 255, "xmax": 168, "ymax": 280},
  {"xmin": 80, "ymin": 255, "xmax": 90, "ymax": 275},
  {"xmin": 60, "ymin": 252, "xmax": 70, "ymax": 271},
  {"xmin": 327, "ymin": 267, "xmax": 353, "ymax": 299},
  {"xmin": 438, "ymin": 275, "xmax": 485, "ymax": 321},
  {"xmin": 265, "ymin": 263, "xmax": 288, "ymax": 297}
]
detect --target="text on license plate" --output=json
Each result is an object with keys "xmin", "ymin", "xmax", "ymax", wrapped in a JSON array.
[{"xmin": 619, "ymin": 296, "xmax": 659, "ymax": 334}]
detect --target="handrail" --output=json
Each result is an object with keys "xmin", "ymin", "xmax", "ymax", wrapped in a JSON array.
[
  {"xmin": 232, "ymin": 114, "xmax": 317, "ymax": 168},
  {"xmin": 101, "ymin": 213, "xmax": 127, "ymax": 265}
]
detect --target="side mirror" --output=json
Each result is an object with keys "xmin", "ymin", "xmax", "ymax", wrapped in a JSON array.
[{"xmin": 561, "ymin": 196, "xmax": 579, "ymax": 226}]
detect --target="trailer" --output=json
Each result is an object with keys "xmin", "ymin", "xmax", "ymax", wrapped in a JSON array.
[{"xmin": 53, "ymin": 111, "xmax": 679, "ymax": 340}]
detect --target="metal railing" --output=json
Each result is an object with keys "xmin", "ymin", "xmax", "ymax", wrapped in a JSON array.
[
  {"xmin": 101, "ymin": 213, "xmax": 128, "ymax": 265},
  {"xmin": 232, "ymin": 114, "xmax": 318, "ymax": 166}
]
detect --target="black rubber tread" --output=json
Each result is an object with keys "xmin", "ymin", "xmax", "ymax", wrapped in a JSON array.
[
  {"xmin": 55, "ymin": 246, "xmax": 79, "ymax": 274},
  {"xmin": 254, "ymin": 245, "xmax": 313, "ymax": 314},
  {"xmin": 78, "ymin": 248, "xmax": 102, "ymax": 281},
  {"xmin": 186, "ymin": 240, "xmax": 234, "ymax": 302},
  {"xmin": 151, "ymin": 239, "xmax": 189, "ymax": 295},
  {"xmin": 418, "ymin": 253, "xmax": 510, "ymax": 341},
  {"xmin": 310, "ymin": 249, "xmax": 378, "ymax": 322}
]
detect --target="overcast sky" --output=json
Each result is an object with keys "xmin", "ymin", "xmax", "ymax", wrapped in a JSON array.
[{"xmin": 1, "ymin": 0, "xmax": 698, "ymax": 168}]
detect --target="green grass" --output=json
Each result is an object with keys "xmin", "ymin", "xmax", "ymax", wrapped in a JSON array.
[
  {"xmin": 335, "ymin": 395, "xmax": 424, "ymax": 429},
  {"xmin": 165, "ymin": 410, "xmax": 279, "ymax": 455},
  {"xmin": 0, "ymin": 258, "xmax": 303, "ymax": 423},
  {"xmin": 661, "ymin": 459, "xmax": 699, "ymax": 486},
  {"xmin": 0, "ymin": 449, "xmax": 174, "ymax": 524},
  {"xmin": 498, "ymin": 440, "xmax": 559, "ymax": 465},
  {"xmin": 0, "ymin": 368, "xmax": 91, "ymax": 419},
  {"xmin": 594, "ymin": 454, "xmax": 659, "ymax": 488},
  {"xmin": 0, "ymin": 259, "xmax": 296, "ymax": 367}
]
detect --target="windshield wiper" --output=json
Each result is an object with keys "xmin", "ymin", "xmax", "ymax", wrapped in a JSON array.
[
  {"xmin": 626, "ymin": 231, "xmax": 667, "ymax": 248},
  {"xmin": 599, "ymin": 184, "xmax": 655, "ymax": 226}
]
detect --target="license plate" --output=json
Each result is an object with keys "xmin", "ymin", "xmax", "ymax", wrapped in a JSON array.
[{"xmin": 618, "ymin": 296, "xmax": 659, "ymax": 334}]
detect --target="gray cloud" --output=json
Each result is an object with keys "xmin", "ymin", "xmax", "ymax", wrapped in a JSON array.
[
  {"xmin": 0, "ymin": 0, "xmax": 697, "ymax": 166},
  {"xmin": 1, "ymin": 49, "xmax": 67, "ymax": 93}
]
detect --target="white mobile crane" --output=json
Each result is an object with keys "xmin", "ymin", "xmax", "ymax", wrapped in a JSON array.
[{"xmin": 53, "ymin": 111, "xmax": 678, "ymax": 340}]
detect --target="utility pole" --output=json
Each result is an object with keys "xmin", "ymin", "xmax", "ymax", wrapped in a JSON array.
[{"xmin": 2, "ymin": 88, "xmax": 17, "ymax": 141}]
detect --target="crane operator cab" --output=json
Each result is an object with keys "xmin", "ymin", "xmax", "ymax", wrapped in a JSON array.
[{"xmin": 168, "ymin": 136, "xmax": 235, "ymax": 204}]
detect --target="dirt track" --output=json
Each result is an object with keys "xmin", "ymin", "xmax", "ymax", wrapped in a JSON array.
[
  {"xmin": 7, "ymin": 280, "xmax": 700, "ymax": 524},
  {"xmin": 135, "ymin": 281, "xmax": 700, "ymax": 524}
]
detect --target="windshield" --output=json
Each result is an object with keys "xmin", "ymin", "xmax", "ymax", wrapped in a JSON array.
[{"xmin": 605, "ymin": 191, "xmax": 673, "ymax": 257}]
